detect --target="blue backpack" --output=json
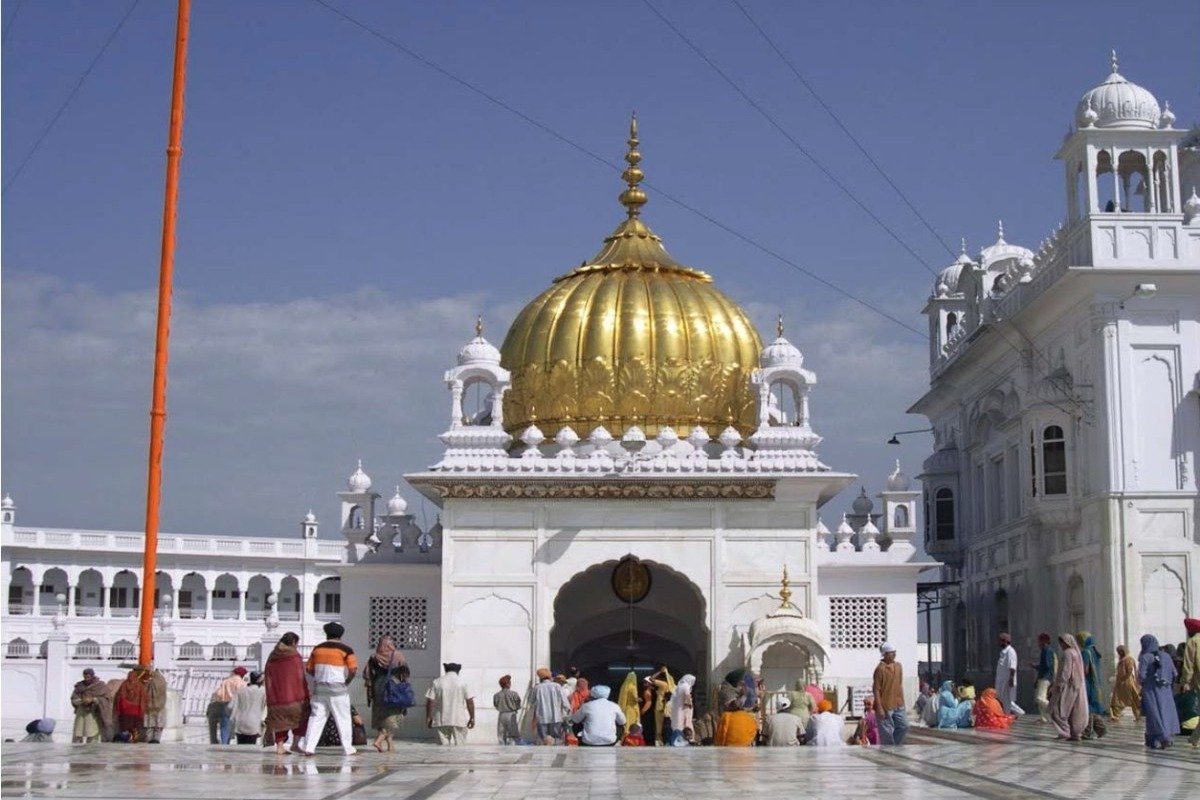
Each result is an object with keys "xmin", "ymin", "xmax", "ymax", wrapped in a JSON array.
[{"xmin": 383, "ymin": 668, "xmax": 414, "ymax": 708}]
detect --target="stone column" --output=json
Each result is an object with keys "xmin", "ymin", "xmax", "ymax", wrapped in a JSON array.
[
  {"xmin": 101, "ymin": 585, "xmax": 111, "ymax": 618},
  {"xmin": 44, "ymin": 626, "xmax": 72, "ymax": 724},
  {"xmin": 237, "ymin": 585, "xmax": 247, "ymax": 621},
  {"xmin": 154, "ymin": 631, "xmax": 176, "ymax": 670}
]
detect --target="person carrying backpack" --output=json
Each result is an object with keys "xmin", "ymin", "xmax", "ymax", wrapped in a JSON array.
[{"xmin": 365, "ymin": 635, "xmax": 412, "ymax": 752}]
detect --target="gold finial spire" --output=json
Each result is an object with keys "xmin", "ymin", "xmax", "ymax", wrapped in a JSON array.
[
  {"xmin": 777, "ymin": 313, "xmax": 785, "ymax": 338},
  {"xmin": 475, "ymin": 315, "xmax": 483, "ymax": 337},
  {"xmin": 779, "ymin": 565, "xmax": 792, "ymax": 607},
  {"xmin": 618, "ymin": 112, "xmax": 647, "ymax": 218}
]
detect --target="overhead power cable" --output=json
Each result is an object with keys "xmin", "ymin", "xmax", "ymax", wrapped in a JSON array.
[
  {"xmin": 639, "ymin": 0, "xmax": 938, "ymax": 277},
  {"xmin": 2, "ymin": 0, "xmax": 141, "ymax": 196},
  {"xmin": 729, "ymin": 0, "xmax": 958, "ymax": 260},
  {"xmin": 306, "ymin": 0, "xmax": 1084, "ymax": 421},
  {"xmin": 309, "ymin": 0, "xmax": 921, "ymax": 334}
]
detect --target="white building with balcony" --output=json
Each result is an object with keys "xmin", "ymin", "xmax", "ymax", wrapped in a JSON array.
[
  {"xmin": 1, "ymin": 499, "xmax": 346, "ymax": 665},
  {"xmin": 910, "ymin": 55, "xmax": 1200, "ymax": 691}
]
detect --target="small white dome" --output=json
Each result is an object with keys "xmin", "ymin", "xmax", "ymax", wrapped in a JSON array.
[
  {"xmin": 886, "ymin": 460, "xmax": 911, "ymax": 491},
  {"xmin": 836, "ymin": 515, "xmax": 855, "ymax": 535},
  {"xmin": 935, "ymin": 263, "xmax": 965, "ymax": 295},
  {"xmin": 457, "ymin": 335, "xmax": 501, "ymax": 366},
  {"xmin": 760, "ymin": 316, "xmax": 804, "ymax": 368},
  {"xmin": 347, "ymin": 460, "xmax": 372, "ymax": 493},
  {"xmin": 1184, "ymin": 188, "xmax": 1200, "ymax": 223},
  {"xmin": 759, "ymin": 336, "xmax": 804, "ymax": 368},
  {"xmin": 1, "ymin": 493, "xmax": 12, "ymax": 510},
  {"xmin": 387, "ymin": 486, "xmax": 408, "ymax": 515},
  {"xmin": 851, "ymin": 486, "xmax": 873, "ymax": 515},
  {"xmin": 1076, "ymin": 53, "xmax": 1160, "ymax": 130},
  {"xmin": 815, "ymin": 516, "xmax": 830, "ymax": 535},
  {"xmin": 303, "ymin": 509, "xmax": 317, "ymax": 524},
  {"xmin": 979, "ymin": 221, "xmax": 1034, "ymax": 270}
]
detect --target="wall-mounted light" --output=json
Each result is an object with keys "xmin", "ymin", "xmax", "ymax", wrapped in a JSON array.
[{"xmin": 1118, "ymin": 283, "xmax": 1157, "ymax": 309}]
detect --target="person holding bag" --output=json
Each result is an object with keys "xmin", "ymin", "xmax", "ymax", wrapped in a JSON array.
[{"xmin": 365, "ymin": 635, "xmax": 412, "ymax": 752}]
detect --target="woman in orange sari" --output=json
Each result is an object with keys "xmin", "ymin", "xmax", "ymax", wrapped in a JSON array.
[
  {"xmin": 974, "ymin": 687, "xmax": 1014, "ymax": 730},
  {"xmin": 714, "ymin": 670, "xmax": 757, "ymax": 746}
]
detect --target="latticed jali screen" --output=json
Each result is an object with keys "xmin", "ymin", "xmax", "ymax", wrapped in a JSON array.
[
  {"xmin": 368, "ymin": 596, "xmax": 428, "ymax": 650},
  {"xmin": 828, "ymin": 596, "xmax": 887, "ymax": 649}
]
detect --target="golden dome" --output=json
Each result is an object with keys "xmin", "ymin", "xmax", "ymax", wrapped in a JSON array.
[{"xmin": 500, "ymin": 116, "xmax": 763, "ymax": 438}]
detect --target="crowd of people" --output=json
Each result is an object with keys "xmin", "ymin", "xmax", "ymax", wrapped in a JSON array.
[
  {"xmin": 55, "ymin": 616, "xmax": 1198, "ymax": 752},
  {"xmin": 913, "ymin": 619, "xmax": 1200, "ymax": 749}
]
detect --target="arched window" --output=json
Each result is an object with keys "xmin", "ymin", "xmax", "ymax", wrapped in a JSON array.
[
  {"xmin": 995, "ymin": 588, "xmax": 1009, "ymax": 634},
  {"xmin": 179, "ymin": 641, "xmax": 204, "ymax": 660},
  {"xmin": 1096, "ymin": 150, "xmax": 1116, "ymax": 212},
  {"xmin": 1067, "ymin": 574, "xmax": 1085, "ymax": 633},
  {"xmin": 893, "ymin": 505, "xmax": 909, "ymax": 528},
  {"xmin": 945, "ymin": 312, "xmax": 958, "ymax": 341},
  {"xmin": 1117, "ymin": 150, "xmax": 1150, "ymax": 212},
  {"xmin": 212, "ymin": 642, "xmax": 238, "ymax": 661},
  {"xmin": 349, "ymin": 506, "xmax": 364, "ymax": 530},
  {"xmin": 767, "ymin": 379, "xmax": 802, "ymax": 426},
  {"xmin": 6, "ymin": 638, "xmax": 30, "ymax": 658},
  {"xmin": 110, "ymin": 640, "xmax": 135, "ymax": 660},
  {"xmin": 1042, "ymin": 425, "xmax": 1067, "ymax": 495},
  {"xmin": 923, "ymin": 491, "xmax": 931, "ymax": 543},
  {"xmin": 1152, "ymin": 151, "xmax": 1170, "ymax": 212},
  {"xmin": 75, "ymin": 639, "xmax": 101, "ymax": 659},
  {"xmin": 461, "ymin": 377, "xmax": 495, "ymax": 426},
  {"xmin": 934, "ymin": 488, "xmax": 955, "ymax": 540},
  {"xmin": 1029, "ymin": 429, "xmax": 1038, "ymax": 497}
]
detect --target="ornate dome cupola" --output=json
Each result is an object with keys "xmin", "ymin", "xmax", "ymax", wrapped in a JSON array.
[
  {"xmin": 457, "ymin": 317, "xmax": 503, "ymax": 366},
  {"xmin": 500, "ymin": 115, "xmax": 762, "ymax": 439},
  {"xmin": 748, "ymin": 316, "xmax": 824, "ymax": 464},
  {"xmin": 1076, "ymin": 51, "xmax": 1161, "ymax": 130},
  {"xmin": 347, "ymin": 460, "xmax": 372, "ymax": 493}
]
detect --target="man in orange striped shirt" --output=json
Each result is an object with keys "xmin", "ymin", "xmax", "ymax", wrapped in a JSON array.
[{"xmin": 299, "ymin": 622, "xmax": 358, "ymax": 755}]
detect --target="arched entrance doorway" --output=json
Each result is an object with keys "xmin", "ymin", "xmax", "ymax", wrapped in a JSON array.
[{"xmin": 550, "ymin": 558, "xmax": 708, "ymax": 700}]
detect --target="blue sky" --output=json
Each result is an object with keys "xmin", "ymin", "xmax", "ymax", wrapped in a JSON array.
[{"xmin": 3, "ymin": 0, "xmax": 1196, "ymax": 536}]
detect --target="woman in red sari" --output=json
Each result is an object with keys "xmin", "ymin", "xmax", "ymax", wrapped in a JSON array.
[
  {"xmin": 113, "ymin": 670, "xmax": 149, "ymax": 741},
  {"xmin": 974, "ymin": 687, "xmax": 1015, "ymax": 730},
  {"xmin": 263, "ymin": 632, "xmax": 310, "ymax": 754}
]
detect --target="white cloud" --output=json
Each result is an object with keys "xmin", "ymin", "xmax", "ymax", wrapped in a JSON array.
[{"xmin": 2, "ymin": 273, "xmax": 932, "ymax": 537}]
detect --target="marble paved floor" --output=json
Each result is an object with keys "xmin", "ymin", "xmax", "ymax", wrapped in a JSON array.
[{"xmin": 3, "ymin": 718, "xmax": 1196, "ymax": 800}]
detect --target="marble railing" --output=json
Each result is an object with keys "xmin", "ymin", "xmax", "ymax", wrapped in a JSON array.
[{"xmin": 4, "ymin": 526, "xmax": 346, "ymax": 562}]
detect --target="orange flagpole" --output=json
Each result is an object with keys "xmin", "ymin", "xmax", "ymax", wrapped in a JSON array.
[{"xmin": 139, "ymin": 0, "xmax": 191, "ymax": 667}]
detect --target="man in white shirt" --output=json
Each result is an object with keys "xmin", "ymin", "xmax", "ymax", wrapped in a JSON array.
[
  {"xmin": 763, "ymin": 696, "xmax": 804, "ymax": 746},
  {"xmin": 994, "ymin": 633, "xmax": 1024, "ymax": 715},
  {"xmin": 425, "ymin": 662, "xmax": 475, "ymax": 745},
  {"xmin": 569, "ymin": 685, "xmax": 625, "ymax": 746},
  {"xmin": 806, "ymin": 699, "xmax": 846, "ymax": 747}
]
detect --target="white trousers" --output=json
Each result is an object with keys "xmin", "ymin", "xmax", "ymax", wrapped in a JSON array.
[
  {"xmin": 437, "ymin": 726, "xmax": 468, "ymax": 745},
  {"xmin": 301, "ymin": 692, "xmax": 354, "ymax": 754},
  {"xmin": 1035, "ymin": 679, "xmax": 1051, "ymax": 722}
]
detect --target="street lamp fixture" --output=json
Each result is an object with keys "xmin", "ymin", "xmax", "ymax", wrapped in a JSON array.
[{"xmin": 887, "ymin": 427, "xmax": 933, "ymax": 445}]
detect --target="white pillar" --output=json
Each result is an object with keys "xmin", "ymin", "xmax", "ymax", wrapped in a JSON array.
[
  {"xmin": 154, "ymin": 631, "xmax": 176, "ymax": 670},
  {"xmin": 101, "ymin": 585, "xmax": 111, "ymax": 618},
  {"xmin": 237, "ymin": 582, "xmax": 247, "ymax": 621},
  {"xmin": 67, "ymin": 584, "xmax": 77, "ymax": 617},
  {"xmin": 44, "ymin": 629, "xmax": 71, "ymax": 723}
]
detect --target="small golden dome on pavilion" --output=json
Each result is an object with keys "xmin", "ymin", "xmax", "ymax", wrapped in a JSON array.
[{"xmin": 500, "ymin": 116, "xmax": 762, "ymax": 438}]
